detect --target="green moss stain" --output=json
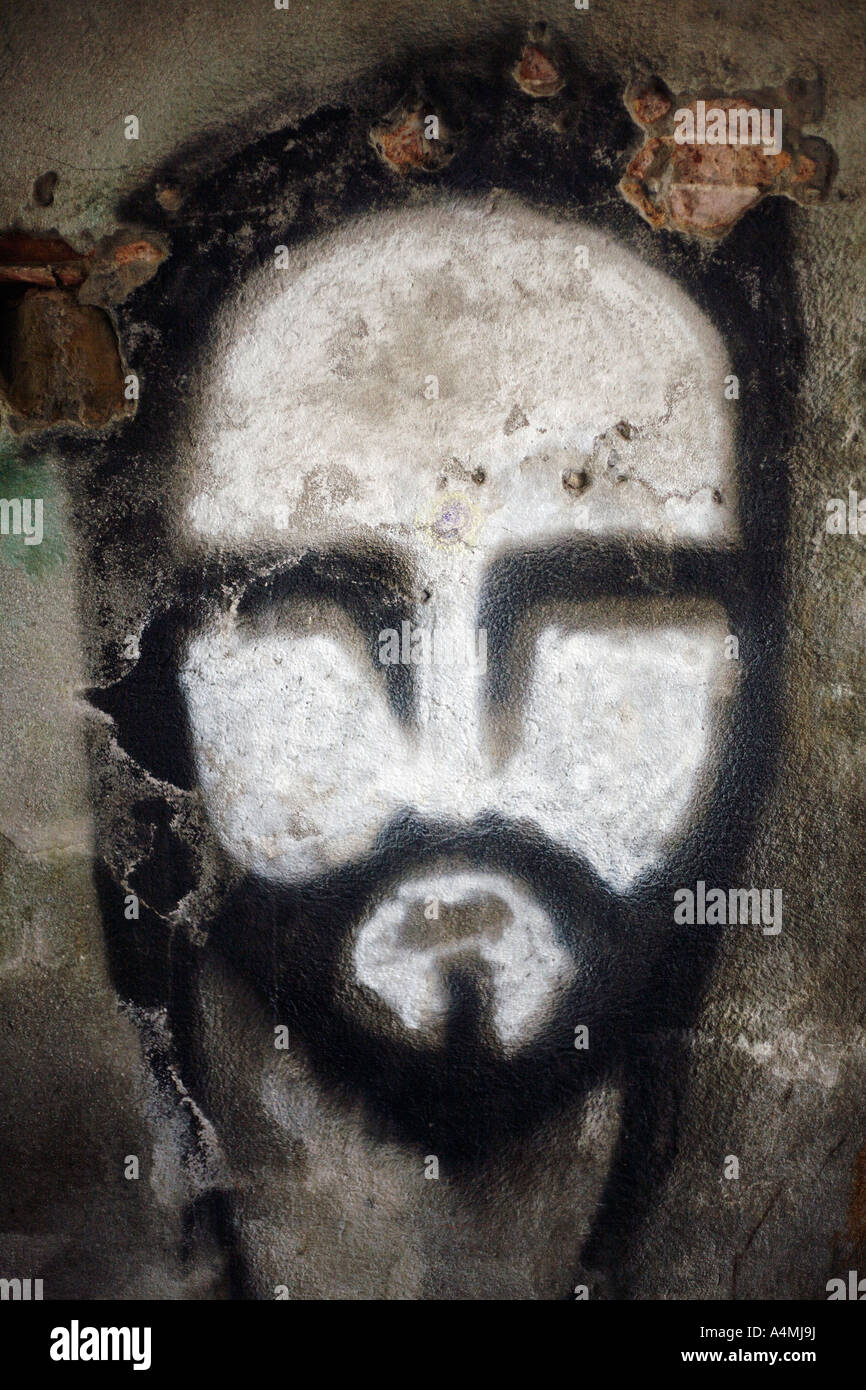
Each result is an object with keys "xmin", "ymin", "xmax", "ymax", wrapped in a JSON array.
[{"xmin": 0, "ymin": 439, "xmax": 67, "ymax": 578}]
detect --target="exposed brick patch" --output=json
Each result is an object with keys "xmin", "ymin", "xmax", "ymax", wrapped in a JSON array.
[
  {"xmin": 512, "ymin": 43, "xmax": 565, "ymax": 99},
  {"xmin": 370, "ymin": 100, "xmax": 456, "ymax": 174},
  {"xmin": 0, "ymin": 227, "xmax": 167, "ymax": 431},
  {"xmin": 0, "ymin": 290, "xmax": 130, "ymax": 430},
  {"xmin": 619, "ymin": 74, "xmax": 836, "ymax": 237},
  {"xmin": 77, "ymin": 230, "xmax": 167, "ymax": 308},
  {"xmin": 0, "ymin": 231, "xmax": 90, "ymax": 289}
]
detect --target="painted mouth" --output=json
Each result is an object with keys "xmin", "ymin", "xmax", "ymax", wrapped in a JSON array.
[{"xmin": 350, "ymin": 868, "xmax": 574, "ymax": 1051}]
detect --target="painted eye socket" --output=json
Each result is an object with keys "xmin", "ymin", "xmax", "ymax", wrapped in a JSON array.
[
  {"xmin": 179, "ymin": 608, "xmax": 409, "ymax": 881},
  {"xmin": 507, "ymin": 599, "xmax": 739, "ymax": 890},
  {"xmin": 230, "ymin": 553, "xmax": 417, "ymax": 707},
  {"xmin": 237, "ymin": 592, "xmax": 366, "ymax": 647},
  {"xmin": 177, "ymin": 577, "xmax": 738, "ymax": 895}
]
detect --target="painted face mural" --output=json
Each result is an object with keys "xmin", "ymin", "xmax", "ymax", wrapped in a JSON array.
[
  {"xmin": 178, "ymin": 202, "xmax": 739, "ymax": 1053},
  {"xmin": 73, "ymin": 59, "xmax": 800, "ymax": 1298},
  {"xmin": 11, "ymin": 0, "xmax": 866, "ymax": 1316}
]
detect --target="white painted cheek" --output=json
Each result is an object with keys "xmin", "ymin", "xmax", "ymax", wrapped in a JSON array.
[
  {"xmin": 506, "ymin": 621, "xmax": 736, "ymax": 891},
  {"xmin": 180, "ymin": 612, "xmax": 735, "ymax": 894},
  {"xmin": 179, "ymin": 625, "xmax": 409, "ymax": 879}
]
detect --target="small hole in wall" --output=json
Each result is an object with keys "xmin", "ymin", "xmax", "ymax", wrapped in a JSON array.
[
  {"xmin": 562, "ymin": 468, "xmax": 589, "ymax": 494},
  {"xmin": 156, "ymin": 183, "xmax": 183, "ymax": 213},
  {"xmin": 472, "ymin": 467, "xmax": 486, "ymax": 484},
  {"xmin": 32, "ymin": 171, "xmax": 58, "ymax": 207},
  {"xmin": 607, "ymin": 451, "xmax": 629, "ymax": 482}
]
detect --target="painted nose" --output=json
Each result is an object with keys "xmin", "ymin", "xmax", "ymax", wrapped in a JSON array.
[{"xmin": 405, "ymin": 596, "xmax": 496, "ymax": 813}]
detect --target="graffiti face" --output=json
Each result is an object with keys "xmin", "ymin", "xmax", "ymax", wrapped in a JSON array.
[{"xmin": 168, "ymin": 200, "xmax": 743, "ymax": 1116}]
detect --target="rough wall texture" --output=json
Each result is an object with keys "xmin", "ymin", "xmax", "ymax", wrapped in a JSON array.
[{"xmin": 0, "ymin": 0, "xmax": 864, "ymax": 1299}]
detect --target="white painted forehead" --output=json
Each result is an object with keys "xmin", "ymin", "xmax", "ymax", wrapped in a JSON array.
[{"xmin": 185, "ymin": 198, "xmax": 739, "ymax": 546}]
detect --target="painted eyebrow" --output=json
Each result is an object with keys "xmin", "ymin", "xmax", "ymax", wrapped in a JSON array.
[
  {"xmin": 183, "ymin": 537, "xmax": 744, "ymax": 634},
  {"xmin": 229, "ymin": 544, "xmax": 418, "ymax": 722},
  {"xmin": 481, "ymin": 538, "xmax": 745, "ymax": 609},
  {"xmin": 479, "ymin": 538, "xmax": 749, "ymax": 702},
  {"xmin": 227, "ymin": 544, "xmax": 417, "ymax": 624}
]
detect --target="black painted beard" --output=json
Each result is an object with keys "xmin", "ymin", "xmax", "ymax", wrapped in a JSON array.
[{"xmin": 175, "ymin": 810, "xmax": 720, "ymax": 1164}]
